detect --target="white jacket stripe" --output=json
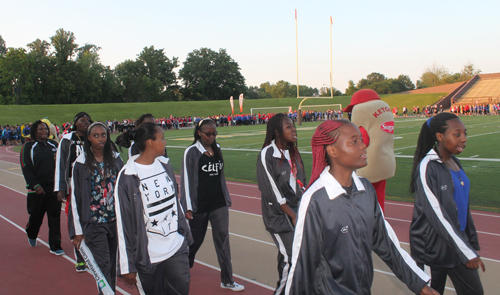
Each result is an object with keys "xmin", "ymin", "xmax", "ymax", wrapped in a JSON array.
[
  {"xmin": 114, "ymin": 169, "xmax": 129, "ymax": 274},
  {"xmin": 419, "ymin": 156, "xmax": 477, "ymax": 261},
  {"xmin": 70, "ymin": 171, "xmax": 83, "ymax": 236},
  {"xmin": 285, "ymin": 181, "xmax": 319, "ymax": 295},
  {"xmin": 183, "ymin": 145, "xmax": 195, "ymax": 211},
  {"xmin": 381, "ymin": 208, "xmax": 429, "ymax": 281},
  {"xmin": 260, "ymin": 145, "xmax": 286, "ymax": 205}
]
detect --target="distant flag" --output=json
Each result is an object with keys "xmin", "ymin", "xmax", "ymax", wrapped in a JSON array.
[
  {"xmin": 239, "ymin": 93, "xmax": 244, "ymax": 113},
  {"xmin": 230, "ymin": 96, "xmax": 234, "ymax": 114},
  {"xmin": 330, "ymin": 16, "xmax": 333, "ymax": 25},
  {"xmin": 295, "ymin": 9, "xmax": 297, "ymax": 20}
]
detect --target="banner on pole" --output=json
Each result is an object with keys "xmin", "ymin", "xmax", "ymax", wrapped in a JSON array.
[
  {"xmin": 230, "ymin": 96, "xmax": 234, "ymax": 114},
  {"xmin": 239, "ymin": 93, "xmax": 244, "ymax": 113}
]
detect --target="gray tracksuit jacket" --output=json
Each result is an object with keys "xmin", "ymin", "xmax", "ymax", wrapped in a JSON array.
[
  {"xmin": 285, "ymin": 169, "xmax": 429, "ymax": 295},
  {"xmin": 410, "ymin": 149, "xmax": 480, "ymax": 268},
  {"xmin": 68, "ymin": 152, "xmax": 124, "ymax": 239},
  {"xmin": 256, "ymin": 140, "xmax": 306, "ymax": 233},
  {"xmin": 54, "ymin": 132, "xmax": 85, "ymax": 194},
  {"xmin": 180, "ymin": 141, "xmax": 231, "ymax": 213},
  {"xmin": 115, "ymin": 155, "xmax": 193, "ymax": 275}
]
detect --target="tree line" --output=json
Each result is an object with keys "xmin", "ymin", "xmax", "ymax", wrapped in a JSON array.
[{"xmin": 0, "ymin": 30, "xmax": 483, "ymax": 105}]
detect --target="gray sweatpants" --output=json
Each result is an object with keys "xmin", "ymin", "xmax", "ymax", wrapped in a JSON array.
[
  {"xmin": 188, "ymin": 206, "xmax": 234, "ymax": 284},
  {"xmin": 270, "ymin": 230, "xmax": 294, "ymax": 295},
  {"xmin": 85, "ymin": 221, "xmax": 118, "ymax": 294},
  {"xmin": 137, "ymin": 240, "xmax": 190, "ymax": 295}
]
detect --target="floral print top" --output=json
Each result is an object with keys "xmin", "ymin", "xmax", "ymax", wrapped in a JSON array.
[{"xmin": 90, "ymin": 162, "xmax": 117, "ymax": 223}]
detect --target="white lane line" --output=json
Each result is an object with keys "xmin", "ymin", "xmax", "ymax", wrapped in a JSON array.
[
  {"xmin": 470, "ymin": 155, "xmax": 480, "ymax": 158},
  {"xmin": 0, "ymin": 212, "xmax": 132, "ymax": 295},
  {"xmin": 385, "ymin": 201, "xmax": 500, "ymax": 218},
  {"xmin": 477, "ymin": 231, "xmax": 500, "ymax": 237},
  {"xmin": 0, "ymin": 168, "xmax": 23, "ymax": 176},
  {"xmin": 231, "ymin": 193, "xmax": 260, "ymax": 200}
]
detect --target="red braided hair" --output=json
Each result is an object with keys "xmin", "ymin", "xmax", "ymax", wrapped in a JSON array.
[{"xmin": 308, "ymin": 119, "xmax": 349, "ymax": 188}]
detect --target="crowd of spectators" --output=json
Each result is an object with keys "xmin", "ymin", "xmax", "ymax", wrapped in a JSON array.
[{"xmin": 4, "ymin": 103, "xmax": 498, "ymax": 145}]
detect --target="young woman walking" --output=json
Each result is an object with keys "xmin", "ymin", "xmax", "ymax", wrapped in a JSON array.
[
  {"xmin": 115, "ymin": 122, "xmax": 192, "ymax": 295},
  {"xmin": 69, "ymin": 122, "xmax": 124, "ymax": 294},
  {"xmin": 20, "ymin": 120, "xmax": 63, "ymax": 255},
  {"xmin": 409, "ymin": 113, "xmax": 485, "ymax": 295},
  {"xmin": 285, "ymin": 119, "xmax": 437, "ymax": 295},
  {"xmin": 256, "ymin": 113, "xmax": 306, "ymax": 295},
  {"xmin": 180, "ymin": 118, "xmax": 244, "ymax": 292},
  {"xmin": 55, "ymin": 111, "xmax": 91, "ymax": 272}
]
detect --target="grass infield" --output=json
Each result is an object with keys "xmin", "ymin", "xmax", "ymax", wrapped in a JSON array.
[
  {"xmin": 0, "ymin": 93, "xmax": 444, "ymax": 126},
  {"xmin": 114, "ymin": 115, "xmax": 498, "ymax": 212},
  {"xmin": 7, "ymin": 93, "xmax": 498, "ymax": 212}
]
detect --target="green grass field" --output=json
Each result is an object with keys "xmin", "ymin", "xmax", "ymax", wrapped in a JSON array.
[
  {"xmin": 0, "ymin": 93, "xmax": 444, "ymax": 126},
  {"xmin": 113, "ymin": 115, "xmax": 500, "ymax": 212},
  {"xmin": 11, "ymin": 114, "xmax": 500, "ymax": 212}
]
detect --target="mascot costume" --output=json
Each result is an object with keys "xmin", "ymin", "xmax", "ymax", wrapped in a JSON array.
[{"xmin": 343, "ymin": 89, "xmax": 395, "ymax": 212}]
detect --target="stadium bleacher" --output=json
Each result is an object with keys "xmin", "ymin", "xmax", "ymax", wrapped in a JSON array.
[{"xmin": 452, "ymin": 74, "xmax": 500, "ymax": 105}]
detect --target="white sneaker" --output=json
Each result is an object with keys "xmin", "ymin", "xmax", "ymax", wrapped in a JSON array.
[{"xmin": 221, "ymin": 282, "xmax": 245, "ymax": 292}]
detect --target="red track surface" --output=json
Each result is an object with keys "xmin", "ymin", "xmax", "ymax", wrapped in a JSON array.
[{"xmin": 1, "ymin": 145, "xmax": 499, "ymax": 294}]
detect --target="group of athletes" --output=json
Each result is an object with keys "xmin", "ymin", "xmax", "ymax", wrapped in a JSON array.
[{"xmin": 19, "ymin": 106, "xmax": 484, "ymax": 294}]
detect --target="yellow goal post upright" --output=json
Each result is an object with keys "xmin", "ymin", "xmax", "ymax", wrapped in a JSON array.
[{"xmin": 295, "ymin": 11, "xmax": 336, "ymax": 125}]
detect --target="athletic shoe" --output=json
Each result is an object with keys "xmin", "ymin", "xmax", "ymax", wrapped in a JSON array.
[
  {"xmin": 28, "ymin": 238, "xmax": 37, "ymax": 247},
  {"xmin": 75, "ymin": 262, "xmax": 87, "ymax": 272},
  {"xmin": 50, "ymin": 249, "xmax": 65, "ymax": 256},
  {"xmin": 221, "ymin": 282, "xmax": 245, "ymax": 292}
]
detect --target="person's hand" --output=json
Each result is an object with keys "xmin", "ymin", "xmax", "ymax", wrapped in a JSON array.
[
  {"xmin": 185, "ymin": 210, "xmax": 193, "ymax": 220},
  {"xmin": 56, "ymin": 191, "xmax": 66, "ymax": 202},
  {"xmin": 419, "ymin": 285, "xmax": 439, "ymax": 295},
  {"xmin": 35, "ymin": 186, "xmax": 45, "ymax": 195},
  {"xmin": 292, "ymin": 216, "xmax": 297, "ymax": 226},
  {"xmin": 72, "ymin": 235, "xmax": 84, "ymax": 251},
  {"xmin": 122, "ymin": 273, "xmax": 137, "ymax": 285},
  {"xmin": 466, "ymin": 257, "xmax": 486, "ymax": 272}
]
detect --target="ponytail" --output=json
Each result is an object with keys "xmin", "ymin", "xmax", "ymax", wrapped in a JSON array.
[{"xmin": 410, "ymin": 113, "xmax": 459, "ymax": 193}]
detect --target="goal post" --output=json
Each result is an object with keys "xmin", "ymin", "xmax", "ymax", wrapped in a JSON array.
[
  {"xmin": 250, "ymin": 106, "xmax": 292, "ymax": 116},
  {"xmin": 300, "ymin": 104, "xmax": 342, "ymax": 112}
]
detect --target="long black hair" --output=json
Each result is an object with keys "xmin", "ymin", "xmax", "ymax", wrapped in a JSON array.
[
  {"xmin": 30, "ymin": 120, "xmax": 50, "ymax": 141},
  {"xmin": 262, "ymin": 113, "xmax": 302, "ymax": 170},
  {"xmin": 136, "ymin": 113, "xmax": 154, "ymax": 126},
  {"xmin": 192, "ymin": 118, "xmax": 222, "ymax": 159},
  {"xmin": 84, "ymin": 122, "xmax": 116, "ymax": 176},
  {"xmin": 410, "ymin": 112, "xmax": 459, "ymax": 193}
]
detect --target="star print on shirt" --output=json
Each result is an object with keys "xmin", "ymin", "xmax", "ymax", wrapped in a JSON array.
[
  {"xmin": 171, "ymin": 210, "xmax": 177, "ymax": 217},
  {"xmin": 151, "ymin": 219, "xmax": 158, "ymax": 227}
]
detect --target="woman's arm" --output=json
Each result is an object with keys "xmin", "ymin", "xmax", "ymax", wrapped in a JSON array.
[{"xmin": 114, "ymin": 172, "xmax": 138, "ymax": 276}]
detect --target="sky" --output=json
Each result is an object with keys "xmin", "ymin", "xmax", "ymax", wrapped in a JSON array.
[{"xmin": 2, "ymin": 0, "xmax": 499, "ymax": 92}]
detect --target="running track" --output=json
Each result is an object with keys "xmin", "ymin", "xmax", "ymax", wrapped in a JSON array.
[{"xmin": 1, "ymin": 145, "xmax": 499, "ymax": 294}]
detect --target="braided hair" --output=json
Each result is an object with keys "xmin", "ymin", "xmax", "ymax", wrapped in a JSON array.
[
  {"xmin": 192, "ymin": 118, "xmax": 222, "ymax": 159},
  {"xmin": 410, "ymin": 112, "xmax": 459, "ymax": 193},
  {"xmin": 262, "ymin": 113, "xmax": 303, "ymax": 173},
  {"xmin": 308, "ymin": 119, "xmax": 349, "ymax": 188}
]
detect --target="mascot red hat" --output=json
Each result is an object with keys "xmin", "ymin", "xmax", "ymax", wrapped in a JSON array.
[{"xmin": 343, "ymin": 89, "xmax": 380, "ymax": 113}]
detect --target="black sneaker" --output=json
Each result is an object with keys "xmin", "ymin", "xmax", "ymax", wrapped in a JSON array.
[{"xmin": 75, "ymin": 262, "xmax": 87, "ymax": 272}]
